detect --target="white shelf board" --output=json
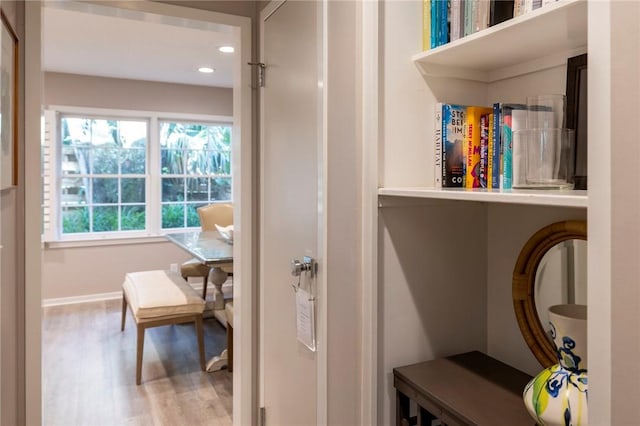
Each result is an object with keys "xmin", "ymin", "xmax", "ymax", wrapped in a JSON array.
[
  {"xmin": 412, "ymin": 0, "xmax": 587, "ymax": 82},
  {"xmin": 378, "ymin": 187, "xmax": 587, "ymax": 208}
]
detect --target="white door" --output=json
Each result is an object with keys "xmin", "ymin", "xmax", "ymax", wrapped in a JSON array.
[{"xmin": 260, "ymin": 1, "xmax": 322, "ymax": 425}]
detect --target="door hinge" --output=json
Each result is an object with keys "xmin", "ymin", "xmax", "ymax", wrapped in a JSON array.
[
  {"xmin": 248, "ymin": 62, "xmax": 266, "ymax": 87},
  {"xmin": 259, "ymin": 406, "xmax": 266, "ymax": 426}
]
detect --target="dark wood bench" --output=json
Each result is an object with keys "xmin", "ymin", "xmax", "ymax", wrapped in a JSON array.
[{"xmin": 394, "ymin": 351, "xmax": 534, "ymax": 426}]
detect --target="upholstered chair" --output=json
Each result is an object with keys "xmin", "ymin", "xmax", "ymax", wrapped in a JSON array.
[{"xmin": 180, "ymin": 203, "xmax": 234, "ymax": 299}]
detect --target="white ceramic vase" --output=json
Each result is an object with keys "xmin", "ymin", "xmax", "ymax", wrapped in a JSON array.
[{"xmin": 523, "ymin": 304, "xmax": 588, "ymax": 426}]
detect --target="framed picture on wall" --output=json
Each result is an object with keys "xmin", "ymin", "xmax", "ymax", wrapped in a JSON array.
[
  {"xmin": 566, "ymin": 53, "xmax": 587, "ymax": 190},
  {"xmin": 0, "ymin": 10, "xmax": 17, "ymax": 190}
]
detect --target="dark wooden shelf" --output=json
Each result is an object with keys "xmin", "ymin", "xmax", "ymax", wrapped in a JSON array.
[{"xmin": 393, "ymin": 351, "xmax": 534, "ymax": 426}]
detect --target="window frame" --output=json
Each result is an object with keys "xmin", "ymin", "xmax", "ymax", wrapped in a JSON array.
[
  {"xmin": 158, "ymin": 118, "xmax": 233, "ymax": 230},
  {"xmin": 43, "ymin": 105, "xmax": 233, "ymax": 243}
]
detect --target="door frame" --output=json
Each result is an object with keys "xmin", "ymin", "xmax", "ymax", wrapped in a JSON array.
[
  {"xmin": 24, "ymin": 2, "xmax": 254, "ymax": 425},
  {"xmin": 258, "ymin": 1, "xmax": 328, "ymax": 424}
]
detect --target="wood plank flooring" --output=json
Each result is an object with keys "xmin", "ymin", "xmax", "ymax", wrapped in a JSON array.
[{"xmin": 43, "ymin": 299, "xmax": 232, "ymax": 426}]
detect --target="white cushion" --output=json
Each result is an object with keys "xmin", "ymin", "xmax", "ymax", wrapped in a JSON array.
[
  {"xmin": 225, "ymin": 301, "xmax": 234, "ymax": 328},
  {"xmin": 123, "ymin": 270, "xmax": 205, "ymax": 319},
  {"xmin": 180, "ymin": 258, "xmax": 210, "ymax": 277}
]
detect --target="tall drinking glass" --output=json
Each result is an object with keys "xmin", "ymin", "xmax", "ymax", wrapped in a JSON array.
[
  {"xmin": 526, "ymin": 94, "xmax": 566, "ymax": 129},
  {"xmin": 514, "ymin": 128, "xmax": 575, "ymax": 190}
]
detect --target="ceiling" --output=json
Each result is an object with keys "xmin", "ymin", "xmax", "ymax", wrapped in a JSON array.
[{"xmin": 43, "ymin": 6, "xmax": 235, "ymax": 88}]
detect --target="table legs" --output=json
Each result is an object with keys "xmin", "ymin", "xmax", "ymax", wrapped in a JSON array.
[
  {"xmin": 205, "ymin": 266, "xmax": 229, "ymax": 372},
  {"xmin": 208, "ymin": 266, "xmax": 229, "ymax": 325}
]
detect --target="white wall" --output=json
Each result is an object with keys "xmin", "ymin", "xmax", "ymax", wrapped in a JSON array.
[
  {"xmin": 42, "ymin": 73, "xmax": 233, "ymax": 301},
  {"xmin": 326, "ymin": 2, "xmax": 362, "ymax": 424},
  {"xmin": 42, "ymin": 241, "xmax": 193, "ymax": 300},
  {"xmin": 44, "ymin": 72, "xmax": 232, "ymax": 115}
]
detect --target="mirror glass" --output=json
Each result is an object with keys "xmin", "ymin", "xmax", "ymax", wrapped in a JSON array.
[
  {"xmin": 534, "ymin": 239, "xmax": 587, "ymax": 340},
  {"xmin": 512, "ymin": 220, "xmax": 587, "ymax": 367}
]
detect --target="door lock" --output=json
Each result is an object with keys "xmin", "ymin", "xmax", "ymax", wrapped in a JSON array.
[{"xmin": 291, "ymin": 256, "xmax": 317, "ymax": 277}]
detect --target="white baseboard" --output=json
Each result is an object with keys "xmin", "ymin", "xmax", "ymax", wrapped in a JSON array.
[
  {"xmin": 42, "ymin": 279, "xmax": 233, "ymax": 307},
  {"xmin": 42, "ymin": 291, "xmax": 122, "ymax": 307}
]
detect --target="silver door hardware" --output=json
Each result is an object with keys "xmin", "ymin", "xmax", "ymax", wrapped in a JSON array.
[
  {"xmin": 291, "ymin": 256, "xmax": 317, "ymax": 277},
  {"xmin": 248, "ymin": 62, "xmax": 266, "ymax": 87}
]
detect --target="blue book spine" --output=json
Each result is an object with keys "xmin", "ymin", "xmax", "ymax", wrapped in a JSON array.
[
  {"xmin": 440, "ymin": 0, "xmax": 449, "ymax": 45},
  {"xmin": 431, "ymin": 0, "xmax": 438, "ymax": 48},
  {"xmin": 492, "ymin": 103, "xmax": 501, "ymax": 189},
  {"xmin": 502, "ymin": 108, "xmax": 513, "ymax": 190}
]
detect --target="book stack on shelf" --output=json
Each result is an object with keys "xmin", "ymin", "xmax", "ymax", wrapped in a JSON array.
[
  {"xmin": 434, "ymin": 101, "xmax": 572, "ymax": 191},
  {"xmin": 423, "ymin": 0, "xmax": 564, "ymax": 49}
]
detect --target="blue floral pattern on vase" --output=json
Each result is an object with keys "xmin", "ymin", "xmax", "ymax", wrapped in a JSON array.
[{"xmin": 523, "ymin": 305, "xmax": 588, "ymax": 426}]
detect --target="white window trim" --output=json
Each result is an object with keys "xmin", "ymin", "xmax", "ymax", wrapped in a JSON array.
[{"xmin": 43, "ymin": 104, "xmax": 233, "ymax": 244}]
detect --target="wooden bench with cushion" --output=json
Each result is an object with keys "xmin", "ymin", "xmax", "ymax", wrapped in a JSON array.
[{"xmin": 121, "ymin": 270, "xmax": 206, "ymax": 385}]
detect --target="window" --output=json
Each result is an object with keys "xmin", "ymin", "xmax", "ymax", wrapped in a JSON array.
[
  {"xmin": 160, "ymin": 121, "xmax": 232, "ymax": 229},
  {"xmin": 60, "ymin": 116, "xmax": 148, "ymax": 234},
  {"xmin": 43, "ymin": 107, "xmax": 233, "ymax": 241}
]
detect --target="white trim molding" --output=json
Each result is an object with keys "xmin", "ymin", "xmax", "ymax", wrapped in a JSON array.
[{"xmin": 361, "ymin": 1, "xmax": 380, "ymax": 424}]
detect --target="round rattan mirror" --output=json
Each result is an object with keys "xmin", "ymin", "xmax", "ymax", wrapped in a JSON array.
[{"xmin": 512, "ymin": 220, "xmax": 587, "ymax": 368}]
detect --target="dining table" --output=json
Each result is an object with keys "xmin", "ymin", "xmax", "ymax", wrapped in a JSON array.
[{"xmin": 165, "ymin": 230, "xmax": 233, "ymax": 372}]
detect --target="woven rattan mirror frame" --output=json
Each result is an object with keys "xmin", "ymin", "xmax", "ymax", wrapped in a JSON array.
[{"xmin": 512, "ymin": 220, "xmax": 587, "ymax": 368}]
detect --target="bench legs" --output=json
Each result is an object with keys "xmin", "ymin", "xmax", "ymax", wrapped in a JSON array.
[
  {"xmin": 121, "ymin": 294, "xmax": 206, "ymax": 385},
  {"xmin": 136, "ymin": 324, "xmax": 145, "ymax": 385}
]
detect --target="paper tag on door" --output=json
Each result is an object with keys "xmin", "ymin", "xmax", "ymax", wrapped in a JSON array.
[{"xmin": 296, "ymin": 287, "xmax": 316, "ymax": 352}]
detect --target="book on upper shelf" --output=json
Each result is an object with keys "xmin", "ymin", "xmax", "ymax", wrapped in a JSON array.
[
  {"xmin": 464, "ymin": 105, "xmax": 493, "ymax": 188},
  {"xmin": 475, "ymin": 0, "xmax": 490, "ymax": 33},
  {"xmin": 423, "ymin": 0, "xmax": 431, "ymax": 51},
  {"xmin": 439, "ymin": 103, "xmax": 467, "ymax": 187},
  {"xmin": 450, "ymin": 0, "xmax": 465, "ymax": 42},
  {"xmin": 431, "ymin": 0, "xmax": 449, "ymax": 48},
  {"xmin": 439, "ymin": 0, "xmax": 449, "ymax": 46},
  {"xmin": 514, "ymin": 0, "xmax": 542, "ymax": 17},
  {"xmin": 489, "ymin": 0, "xmax": 514, "ymax": 26},
  {"xmin": 463, "ymin": 0, "xmax": 475, "ymax": 37}
]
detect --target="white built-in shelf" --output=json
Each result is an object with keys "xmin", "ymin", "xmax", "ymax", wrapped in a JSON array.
[
  {"xmin": 378, "ymin": 187, "xmax": 587, "ymax": 208},
  {"xmin": 412, "ymin": 0, "xmax": 587, "ymax": 82}
]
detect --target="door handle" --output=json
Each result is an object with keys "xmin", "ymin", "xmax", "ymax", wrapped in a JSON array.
[{"xmin": 291, "ymin": 256, "xmax": 317, "ymax": 278}]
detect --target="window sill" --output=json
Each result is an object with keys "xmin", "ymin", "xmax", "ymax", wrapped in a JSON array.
[{"xmin": 43, "ymin": 235, "xmax": 173, "ymax": 249}]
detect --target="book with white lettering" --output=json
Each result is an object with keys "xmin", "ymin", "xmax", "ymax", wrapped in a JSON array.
[
  {"xmin": 441, "ymin": 104, "xmax": 467, "ymax": 187},
  {"xmin": 464, "ymin": 105, "xmax": 493, "ymax": 188},
  {"xmin": 479, "ymin": 112, "xmax": 490, "ymax": 188}
]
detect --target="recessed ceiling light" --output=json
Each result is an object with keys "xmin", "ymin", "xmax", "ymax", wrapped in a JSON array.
[
  {"xmin": 218, "ymin": 46, "xmax": 235, "ymax": 53},
  {"xmin": 198, "ymin": 67, "xmax": 215, "ymax": 74}
]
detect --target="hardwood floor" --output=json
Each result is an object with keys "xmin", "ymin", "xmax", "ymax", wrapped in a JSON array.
[{"xmin": 43, "ymin": 299, "xmax": 232, "ymax": 426}]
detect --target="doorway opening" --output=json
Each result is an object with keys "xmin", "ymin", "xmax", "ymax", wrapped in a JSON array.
[{"xmin": 34, "ymin": 1, "xmax": 253, "ymax": 424}]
